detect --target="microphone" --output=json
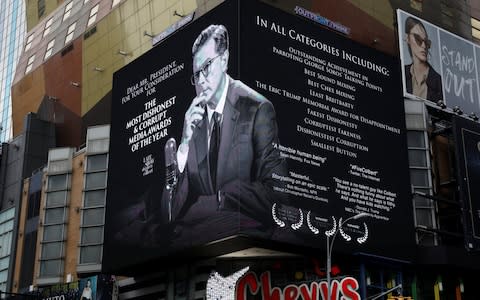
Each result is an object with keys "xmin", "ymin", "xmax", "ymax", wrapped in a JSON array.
[
  {"xmin": 164, "ymin": 137, "xmax": 177, "ymax": 222},
  {"xmin": 165, "ymin": 137, "xmax": 178, "ymax": 189}
]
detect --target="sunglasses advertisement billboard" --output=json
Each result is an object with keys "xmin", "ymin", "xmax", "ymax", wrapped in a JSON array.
[
  {"xmin": 104, "ymin": 0, "xmax": 414, "ymax": 273},
  {"xmin": 398, "ymin": 9, "xmax": 480, "ymax": 116}
]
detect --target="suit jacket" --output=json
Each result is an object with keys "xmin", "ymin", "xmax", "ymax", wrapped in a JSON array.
[
  {"xmin": 404, "ymin": 63, "xmax": 443, "ymax": 101},
  {"xmin": 171, "ymin": 76, "xmax": 288, "ymax": 237}
]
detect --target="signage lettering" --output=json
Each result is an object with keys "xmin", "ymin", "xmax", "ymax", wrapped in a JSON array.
[{"xmin": 236, "ymin": 272, "xmax": 360, "ymax": 300}]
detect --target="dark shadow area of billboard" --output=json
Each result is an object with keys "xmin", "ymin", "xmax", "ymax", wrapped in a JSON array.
[
  {"xmin": 104, "ymin": 191, "xmax": 301, "ymax": 274},
  {"xmin": 105, "ymin": 232, "xmax": 340, "ymax": 276},
  {"xmin": 416, "ymin": 245, "xmax": 480, "ymax": 269}
]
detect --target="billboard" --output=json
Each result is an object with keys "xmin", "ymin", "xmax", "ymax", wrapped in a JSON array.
[
  {"xmin": 104, "ymin": 0, "xmax": 413, "ymax": 273},
  {"xmin": 453, "ymin": 116, "xmax": 480, "ymax": 250},
  {"xmin": 37, "ymin": 275, "xmax": 116, "ymax": 300},
  {"xmin": 398, "ymin": 9, "xmax": 480, "ymax": 116}
]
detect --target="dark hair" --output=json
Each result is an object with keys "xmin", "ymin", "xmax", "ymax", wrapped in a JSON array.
[
  {"xmin": 405, "ymin": 16, "xmax": 427, "ymax": 35},
  {"xmin": 192, "ymin": 25, "xmax": 229, "ymax": 56},
  {"xmin": 405, "ymin": 16, "xmax": 428, "ymax": 57}
]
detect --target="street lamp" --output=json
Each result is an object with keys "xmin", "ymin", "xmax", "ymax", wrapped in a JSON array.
[{"xmin": 325, "ymin": 212, "xmax": 368, "ymax": 300}]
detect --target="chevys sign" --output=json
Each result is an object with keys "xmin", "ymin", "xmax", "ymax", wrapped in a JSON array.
[{"xmin": 236, "ymin": 272, "xmax": 360, "ymax": 300}]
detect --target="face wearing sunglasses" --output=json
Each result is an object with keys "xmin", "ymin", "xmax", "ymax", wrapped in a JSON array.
[
  {"xmin": 410, "ymin": 33, "xmax": 431, "ymax": 49},
  {"xmin": 190, "ymin": 54, "xmax": 222, "ymax": 85}
]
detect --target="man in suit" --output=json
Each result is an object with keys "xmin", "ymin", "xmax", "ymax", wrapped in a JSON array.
[{"xmin": 170, "ymin": 24, "xmax": 288, "ymax": 242}]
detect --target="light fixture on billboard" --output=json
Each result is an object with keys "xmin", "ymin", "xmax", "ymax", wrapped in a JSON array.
[
  {"xmin": 144, "ymin": 31, "xmax": 155, "ymax": 38},
  {"xmin": 453, "ymin": 106, "xmax": 463, "ymax": 115},
  {"xmin": 469, "ymin": 112, "xmax": 479, "ymax": 121},
  {"xmin": 94, "ymin": 66, "xmax": 104, "ymax": 72},
  {"xmin": 438, "ymin": 280, "xmax": 443, "ymax": 292},
  {"xmin": 372, "ymin": 38, "xmax": 379, "ymax": 45},
  {"xmin": 325, "ymin": 212, "xmax": 368, "ymax": 300},
  {"xmin": 436, "ymin": 100, "xmax": 446, "ymax": 109},
  {"xmin": 70, "ymin": 81, "xmax": 81, "ymax": 87},
  {"xmin": 173, "ymin": 10, "xmax": 185, "ymax": 17},
  {"xmin": 117, "ymin": 50, "xmax": 130, "ymax": 56}
]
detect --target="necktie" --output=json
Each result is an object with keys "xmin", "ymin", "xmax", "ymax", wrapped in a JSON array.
[{"xmin": 209, "ymin": 112, "xmax": 221, "ymax": 189}]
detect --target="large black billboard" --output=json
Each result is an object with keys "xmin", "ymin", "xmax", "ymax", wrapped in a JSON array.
[
  {"xmin": 453, "ymin": 116, "xmax": 480, "ymax": 250},
  {"xmin": 104, "ymin": 0, "xmax": 414, "ymax": 273}
]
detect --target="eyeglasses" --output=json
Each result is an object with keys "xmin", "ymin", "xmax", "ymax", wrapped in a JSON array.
[
  {"xmin": 190, "ymin": 54, "xmax": 222, "ymax": 85},
  {"xmin": 410, "ymin": 33, "xmax": 431, "ymax": 49}
]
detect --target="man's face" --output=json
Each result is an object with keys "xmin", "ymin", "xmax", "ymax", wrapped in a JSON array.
[{"xmin": 192, "ymin": 38, "xmax": 228, "ymax": 108}]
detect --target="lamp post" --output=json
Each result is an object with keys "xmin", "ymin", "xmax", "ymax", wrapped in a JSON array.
[{"xmin": 325, "ymin": 212, "xmax": 368, "ymax": 300}]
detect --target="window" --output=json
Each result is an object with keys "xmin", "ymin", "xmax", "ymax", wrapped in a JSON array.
[
  {"xmin": 85, "ymin": 154, "xmax": 108, "ymax": 189},
  {"xmin": 408, "ymin": 150, "xmax": 428, "ymax": 168},
  {"xmin": 81, "ymin": 227, "xmax": 103, "ymax": 244},
  {"xmin": 112, "ymin": 0, "xmax": 121, "ymax": 8},
  {"xmin": 63, "ymin": 1, "xmax": 73, "ymax": 21},
  {"xmin": 407, "ymin": 131, "xmax": 428, "ymax": 169},
  {"xmin": 40, "ymin": 170, "xmax": 69, "ymax": 279},
  {"xmin": 472, "ymin": 17, "xmax": 480, "ymax": 41},
  {"xmin": 407, "ymin": 131, "xmax": 431, "ymax": 192},
  {"xmin": 27, "ymin": 190, "xmax": 41, "ymax": 218},
  {"xmin": 43, "ymin": 17, "xmax": 53, "ymax": 37},
  {"xmin": 38, "ymin": 0, "xmax": 46, "ymax": 18},
  {"xmin": 46, "ymin": 191, "xmax": 67, "ymax": 208},
  {"xmin": 43, "ymin": 225, "xmax": 65, "ymax": 241},
  {"xmin": 85, "ymin": 172, "xmax": 107, "ymax": 189},
  {"xmin": 47, "ymin": 174, "xmax": 68, "ymax": 191},
  {"xmin": 44, "ymin": 39, "xmax": 55, "ymax": 60},
  {"xmin": 65, "ymin": 22, "xmax": 76, "ymax": 44},
  {"xmin": 40, "ymin": 260, "xmax": 63, "ymax": 277},
  {"xmin": 79, "ymin": 245, "xmax": 102, "ymax": 264},
  {"xmin": 0, "ymin": 258, "xmax": 8, "ymax": 272},
  {"xmin": 84, "ymin": 190, "xmax": 105, "ymax": 207},
  {"xmin": 87, "ymin": 4, "xmax": 99, "ymax": 27},
  {"xmin": 41, "ymin": 242, "xmax": 63, "ymax": 260},
  {"xmin": 441, "ymin": 2, "xmax": 454, "ymax": 28},
  {"xmin": 79, "ymin": 151, "xmax": 108, "ymax": 268},
  {"xmin": 25, "ymin": 34, "xmax": 34, "ymax": 52},
  {"xmin": 82, "ymin": 208, "xmax": 104, "ymax": 226},
  {"xmin": 25, "ymin": 55, "xmax": 35, "ymax": 74},
  {"xmin": 407, "ymin": 131, "xmax": 426, "ymax": 148},
  {"xmin": 86, "ymin": 154, "xmax": 108, "ymax": 171},
  {"xmin": 44, "ymin": 208, "xmax": 66, "ymax": 225}
]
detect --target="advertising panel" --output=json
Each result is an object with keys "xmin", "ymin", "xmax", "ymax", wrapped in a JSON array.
[
  {"xmin": 398, "ymin": 10, "xmax": 480, "ymax": 116},
  {"xmin": 104, "ymin": 0, "xmax": 413, "ymax": 273},
  {"xmin": 205, "ymin": 267, "xmax": 361, "ymax": 300},
  {"xmin": 453, "ymin": 116, "xmax": 480, "ymax": 250},
  {"xmin": 37, "ymin": 275, "xmax": 116, "ymax": 300}
]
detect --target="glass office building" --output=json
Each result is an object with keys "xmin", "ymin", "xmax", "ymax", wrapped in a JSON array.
[{"xmin": 0, "ymin": 0, "xmax": 26, "ymax": 142}]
